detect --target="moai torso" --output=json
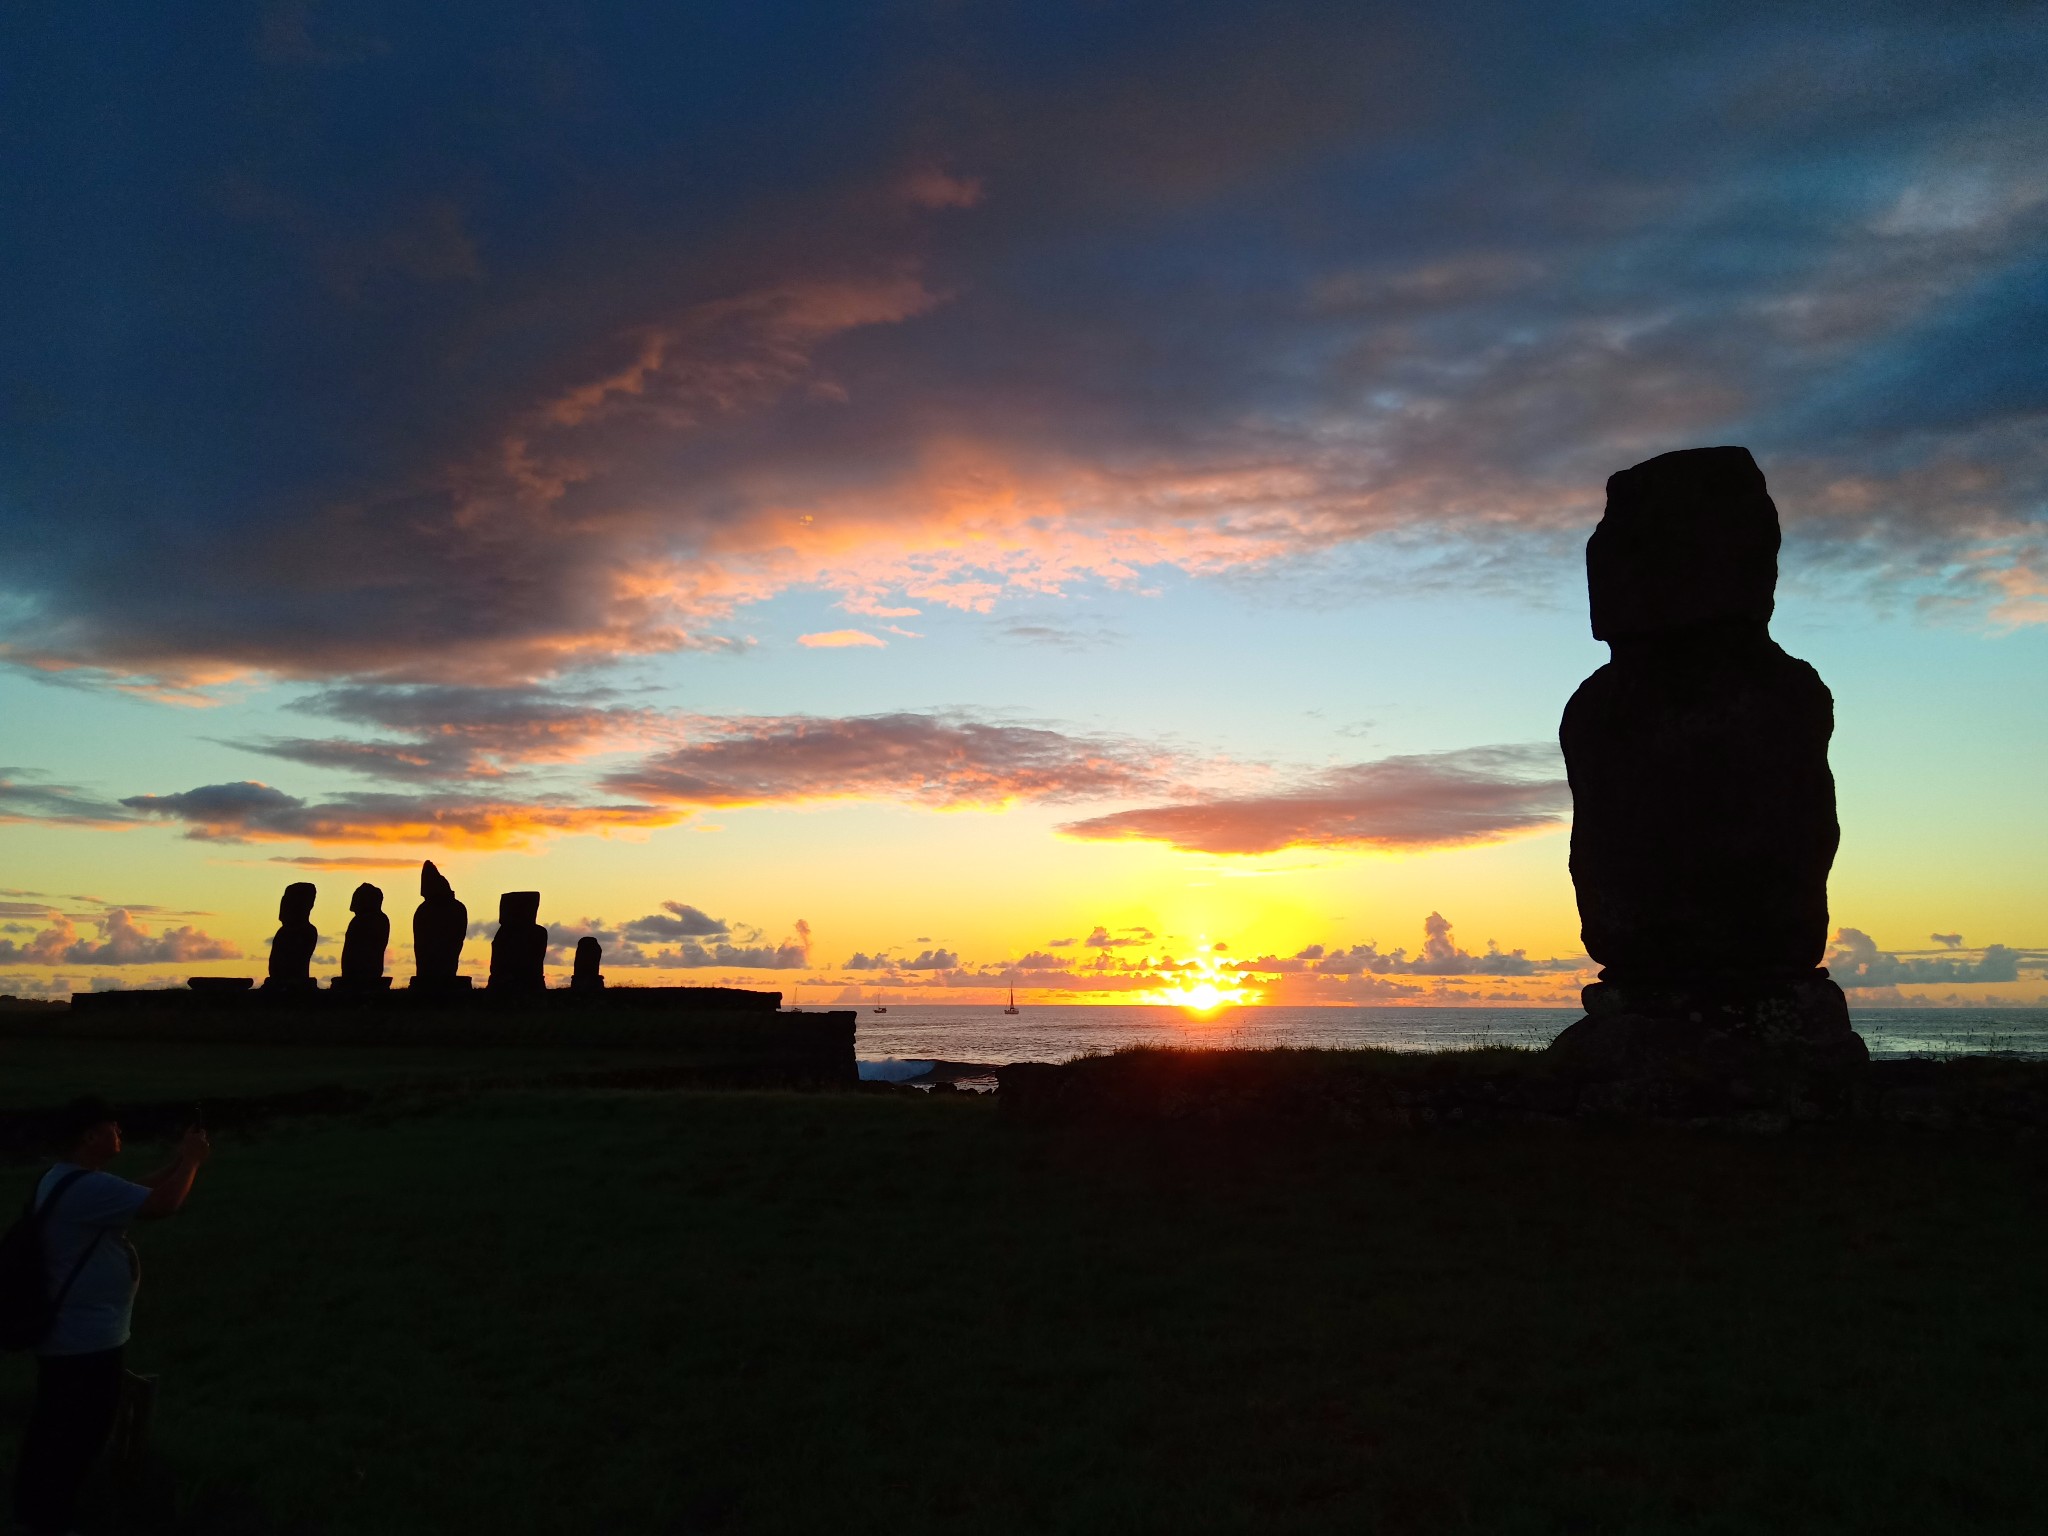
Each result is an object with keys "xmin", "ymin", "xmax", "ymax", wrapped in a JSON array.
[
  {"xmin": 412, "ymin": 861, "xmax": 468, "ymax": 981},
  {"xmin": 571, "ymin": 936, "xmax": 605, "ymax": 992},
  {"xmin": 1560, "ymin": 447, "xmax": 1839, "ymax": 997},
  {"xmin": 264, "ymin": 882, "xmax": 319, "ymax": 989},
  {"xmin": 488, "ymin": 892, "xmax": 547, "ymax": 991},
  {"xmin": 339, "ymin": 883, "xmax": 390, "ymax": 984}
]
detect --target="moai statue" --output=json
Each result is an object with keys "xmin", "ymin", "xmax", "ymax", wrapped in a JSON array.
[
  {"xmin": 335, "ymin": 883, "xmax": 391, "ymax": 991},
  {"xmin": 411, "ymin": 860, "xmax": 469, "ymax": 990},
  {"xmin": 263, "ymin": 882, "xmax": 319, "ymax": 991},
  {"xmin": 1551, "ymin": 446, "xmax": 1865, "ymax": 1076},
  {"xmin": 488, "ymin": 892, "xmax": 548, "ymax": 992},
  {"xmin": 571, "ymin": 936, "xmax": 605, "ymax": 993}
]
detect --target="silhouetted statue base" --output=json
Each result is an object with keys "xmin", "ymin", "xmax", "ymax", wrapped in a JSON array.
[
  {"xmin": 409, "ymin": 975, "xmax": 473, "ymax": 992},
  {"xmin": 330, "ymin": 976, "xmax": 393, "ymax": 992},
  {"xmin": 260, "ymin": 978, "xmax": 318, "ymax": 993},
  {"xmin": 1549, "ymin": 970, "xmax": 1867, "ymax": 1097}
]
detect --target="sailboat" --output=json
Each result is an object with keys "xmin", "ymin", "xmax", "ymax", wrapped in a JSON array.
[
  {"xmin": 1003, "ymin": 984, "xmax": 1019, "ymax": 1016},
  {"xmin": 871, "ymin": 989, "xmax": 887, "ymax": 1015}
]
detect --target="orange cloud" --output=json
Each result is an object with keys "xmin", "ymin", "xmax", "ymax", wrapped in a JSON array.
[
  {"xmin": 797, "ymin": 629, "xmax": 887, "ymax": 649},
  {"xmin": 120, "ymin": 781, "xmax": 682, "ymax": 849}
]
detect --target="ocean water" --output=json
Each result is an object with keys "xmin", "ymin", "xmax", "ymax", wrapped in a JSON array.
[{"xmin": 844, "ymin": 1003, "xmax": 2048, "ymax": 1070}]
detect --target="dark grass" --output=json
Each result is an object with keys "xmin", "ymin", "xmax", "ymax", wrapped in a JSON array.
[
  {"xmin": 3, "ymin": 1084, "xmax": 2046, "ymax": 1534},
  {"xmin": 0, "ymin": 1037, "xmax": 717, "ymax": 1114}
]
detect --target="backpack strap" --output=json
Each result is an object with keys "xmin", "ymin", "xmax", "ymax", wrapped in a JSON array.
[
  {"xmin": 34, "ymin": 1167, "xmax": 94, "ymax": 1220},
  {"xmin": 35, "ymin": 1168, "xmax": 108, "ymax": 1316}
]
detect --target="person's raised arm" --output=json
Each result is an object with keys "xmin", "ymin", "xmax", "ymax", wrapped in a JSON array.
[{"xmin": 138, "ymin": 1126, "xmax": 211, "ymax": 1219}]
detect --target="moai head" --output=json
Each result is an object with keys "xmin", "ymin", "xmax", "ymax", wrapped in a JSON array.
[
  {"xmin": 1586, "ymin": 445, "xmax": 1780, "ymax": 642},
  {"xmin": 421, "ymin": 860, "xmax": 454, "ymax": 902},
  {"xmin": 574, "ymin": 936, "xmax": 602, "ymax": 975},
  {"xmin": 279, "ymin": 882, "xmax": 316, "ymax": 923},
  {"xmin": 350, "ymin": 883, "xmax": 384, "ymax": 915},
  {"xmin": 499, "ymin": 891, "xmax": 541, "ymax": 926}
]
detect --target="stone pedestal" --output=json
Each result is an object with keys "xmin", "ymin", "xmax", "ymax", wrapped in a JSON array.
[
  {"xmin": 408, "ymin": 974, "xmax": 473, "ymax": 992},
  {"xmin": 1548, "ymin": 970, "xmax": 1867, "ymax": 1123}
]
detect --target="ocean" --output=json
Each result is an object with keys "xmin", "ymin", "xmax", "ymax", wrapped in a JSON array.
[{"xmin": 847, "ymin": 1003, "xmax": 2048, "ymax": 1074}]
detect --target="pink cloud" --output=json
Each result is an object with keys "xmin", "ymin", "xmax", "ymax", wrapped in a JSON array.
[
  {"xmin": 604, "ymin": 711, "xmax": 1176, "ymax": 809},
  {"xmin": 899, "ymin": 168, "xmax": 985, "ymax": 210},
  {"xmin": 1058, "ymin": 744, "xmax": 1568, "ymax": 855},
  {"xmin": 0, "ymin": 909, "xmax": 240, "ymax": 967},
  {"xmin": 231, "ymin": 685, "xmax": 671, "ymax": 782}
]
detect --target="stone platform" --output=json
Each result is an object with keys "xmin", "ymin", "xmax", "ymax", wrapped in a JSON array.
[{"xmin": 20, "ymin": 984, "xmax": 856, "ymax": 1082}]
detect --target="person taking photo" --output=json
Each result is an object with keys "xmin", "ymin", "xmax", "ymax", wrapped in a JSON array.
[{"xmin": 11, "ymin": 1096, "xmax": 210, "ymax": 1536}]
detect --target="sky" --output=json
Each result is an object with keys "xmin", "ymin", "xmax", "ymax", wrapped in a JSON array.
[{"xmin": 2, "ymin": 0, "xmax": 2044, "ymax": 1008}]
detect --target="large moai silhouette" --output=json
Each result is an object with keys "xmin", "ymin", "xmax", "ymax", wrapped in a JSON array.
[
  {"xmin": 488, "ymin": 892, "xmax": 548, "ymax": 992},
  {"xmin": 411, "ymin": 860, "xmax": 469, "ymax": 989},
  {"xmin": 263, "ymin": 882, "xmax": 319, "ymax": 990},
  {"xmin": 1552, "ymin": 447, "xmax": 1865, "ymax": 1074},
  {"xmin": 337, "ymin": 883, "xmax": 391, "ymax": 990}
]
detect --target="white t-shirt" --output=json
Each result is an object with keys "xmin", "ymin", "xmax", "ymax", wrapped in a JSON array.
[{"xmin": 34, "ymin": 1164, "xmax": 150, "ymax": 1356}]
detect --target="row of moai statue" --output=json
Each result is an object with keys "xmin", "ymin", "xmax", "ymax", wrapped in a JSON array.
[{"xmin": 264, "ymin": 860, "xmax": 607, "ymax": 994}]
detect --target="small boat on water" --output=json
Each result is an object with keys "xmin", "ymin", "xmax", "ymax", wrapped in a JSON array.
[
  {"xmin": 872, "ymin": 990, "xmax": 887, "ymax": 1014},
  {"xmin": 1003, "ymin": 984, "xmax": 1019, "ymax": 1016}
]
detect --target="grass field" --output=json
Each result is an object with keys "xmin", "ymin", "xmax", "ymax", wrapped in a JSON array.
[
  {"xmin": 3, "ymin": 1056, "xmax": 2046, "ymax": 1533},
  {"xmin": 0, "ymin": 1036, "xmax": 717, "ymax": 1111}
]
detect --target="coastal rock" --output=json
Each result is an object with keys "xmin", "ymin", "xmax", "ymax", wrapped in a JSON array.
[
  {"xmin": 411, "ymin": 860, "xmax": 468, "ymax": 986},
  {"xmin": 263, "ymin": 882, "xmax": 318, "ymax": 991},
  {"xmin": 488, "ymin": 891, "xmax": 548, "ymax": 992},
  {"xmin": 336, "ymin": 883, "xmax": 391, "ymax": 990},
  {"xmin": 1552, "ymin": 447, "xmax": 1866, "ymax": 1087}
]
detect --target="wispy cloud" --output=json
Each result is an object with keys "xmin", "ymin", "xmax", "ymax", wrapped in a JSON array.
[
  {"xmin": 119, "ymin": 781, "xmax": 680, "ymax": 848},
  {"xmin": 267, "ymin": 854, "xmax": 427, "ymax": 870},
  {"xmin": 226, "ymin": 686, "xmax": 668, "ymax": 782},
  {"xmin": 0, "ymin": 771, "xmax": 136, "ymax": 829},
  {"xmin": 605, "ymin": 711, "xmax": 1176, "ymax": 810},
  {"xmin": 4, "ymin": 3, "xmax": 2043, "ymax": 692},
  {"xmin": 1058, "ymin": 745, "xmax": 1567, "ymax": 855}
]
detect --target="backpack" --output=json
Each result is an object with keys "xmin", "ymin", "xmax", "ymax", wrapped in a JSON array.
[{"xmin": 0, "ymin": 1169, "xmax": 105, "ymax": 1352}]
